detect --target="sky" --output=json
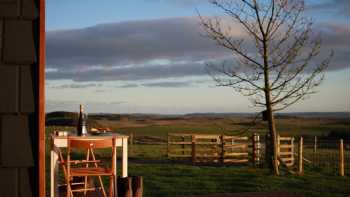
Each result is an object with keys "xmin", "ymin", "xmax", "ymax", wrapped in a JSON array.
[{"xmin": 45, "ymin": 0, "xmax": 350, "ymax": 114}]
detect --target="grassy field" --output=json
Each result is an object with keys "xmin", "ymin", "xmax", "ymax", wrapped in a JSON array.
[{"xmin": 45, "ymin": 115, "xmax": 350, "ymax": 196}]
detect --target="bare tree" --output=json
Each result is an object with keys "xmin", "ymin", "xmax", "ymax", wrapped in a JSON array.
[{"xmin": 198, "ymin": 0, "xmax": 333, "ymax": 175}]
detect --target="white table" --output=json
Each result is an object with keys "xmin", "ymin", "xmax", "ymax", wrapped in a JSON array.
[{"xmin": 50, "ymin": 134, "xmax": 129, "ymax": 197}]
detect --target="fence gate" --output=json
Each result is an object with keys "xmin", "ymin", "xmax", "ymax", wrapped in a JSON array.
[
  {"xmin": 167, "ymin": 133, "xmax": 193, "ymax": 158},
  {"xmin": 193, "ymin": 135, "xmax": 221, "ymax": 163},
  {"xmin": 222, "ymin": 136, "xmax": 249, "ymax": 164},
  {"xmin": 168, "ymin": 134, "xmax": 253, "ymax": 164},
  {"xmin": 278, "ymin": 135, "xmax": 295, "ymax": 167}
]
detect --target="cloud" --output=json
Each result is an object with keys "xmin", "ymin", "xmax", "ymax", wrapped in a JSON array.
[
  {"xmin": 307, "ymin": 0, "xmax": 350, "ymax": 17},
  {"xmin": 142, "ymin": 81, "xmax": 192, "ymax": 88},
  {"xmin": 49, "ymin": 83, "xmax": 102, "ymax": 89},
  {"xmin": 318, "ymin": 23, "xmax": 350, "ymax": 70},
  {"xmin": 46, "ymin": 100, "xmax": 126, "ymax": 113},
  {"xmin": 116, "ymin": 84, "xmax": 139, "ymax": 88},
  {"xmin": 145, "ymin": 0, "xmax": 208, "ymax": 6},
  {"xmin": 46, "ymin": 17, "xmax": 350, "ymax": 82},
  {"xmin": 47, "ymin": 17, "xmax": 227, "ymax": 69},
  {"xmin": 46, "ymin": 61, "xmax": 208, "ymax": 81},
  {"xmin": 115, "ymin": 80, "xmax": 198, "ymax": 88}
]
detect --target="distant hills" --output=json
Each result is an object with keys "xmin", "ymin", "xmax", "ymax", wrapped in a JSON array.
[
  {"xmin": 186, "ymin": 112, "xmax": 350, "ymax": 119},
  {"xmin": 46, "ymin": 111, "xmax": 350, "ymax": 123}
]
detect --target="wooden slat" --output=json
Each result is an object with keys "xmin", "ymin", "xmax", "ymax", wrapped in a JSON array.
[
  {"xmin": 194, "ymin": 135, "xmax": 220, "ymax": 139},
  {"xmin": 195, "ymin": 142, "xmax": 220, "ymax": 145},
  {"xmin": 279, "ymin": 137, "xmax": 293, "ymax": 141},
  {"xmin": 223, "ymin": 136, "xmax": 248, "ymax": 140},
  {"xmin": 279, "ymin": 152, "xmax": 293, "ymax": 156},
  {"xmin": 281, "ymin": 157, "xmax": 294, "ymax": 162},
  {"xmin": 195, "ymin": 159, "xmax": 220, "ymax": 163},
  {"xmin": 224, "ymin": 144, "xmax": 248, "ymax": 148},
  {"xmin": 223, "ymin": 159, "xmax": 249, "ymax": 163},
  {"xmin": 280, "ymin": 144, "xmax": 293, "ymax": 149},
  {"xmin": 224, "ymin": 152, "xmax": 248, "ymax": 157},
  {"xmin": 168, "ymin": 142, "xmax": 192, "ymax": 145}
]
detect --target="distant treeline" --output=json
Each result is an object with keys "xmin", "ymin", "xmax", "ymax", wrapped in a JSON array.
[{"xmin": 45, "ymin": 111, "xmax": 116, "ymax": 127}]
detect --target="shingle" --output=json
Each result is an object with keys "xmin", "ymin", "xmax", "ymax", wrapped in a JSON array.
[
  {"xmin": 0, "ymin": 20, "xmax": 2, "ymax": 56},
  {"xmin": 0, "ymin": 168, "xmax": 18, "ymax": 197},
  {"xmin": 0, "ymin": 3, "xmax": 18, "ymax": 18},
  {"xmin": 0, "ymin": 66, "xmax": 19, "ymax": 113},
  {"xmin": 0, "ymin": 0, "xmax": 15, "ymax": 2},
  {"xmin": 0, "ymin": 115, "xmax": 34, "ymax": 167},
  {"xmin": 19, "ymin": 168, "xmax": 33, "ymax": 197},
  {"xmin": 22, "ymin": 0, "xmax": 38, "ymax": 19},
  {"xmin": 20, "ymin": 66, "xmax": 35, "ymax": 113},
  {"xmin": 3, "ymin": 20, "xmax": 36, "ymax": 64}
]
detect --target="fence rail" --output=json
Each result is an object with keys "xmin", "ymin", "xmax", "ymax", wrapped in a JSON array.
[
  {"xmin": 167, "ymin": 133, "xmax": 349, "ymax": 176},
  {"xmin": 168, "ymin": 133, "xmax": 260, "ymax": 165}
]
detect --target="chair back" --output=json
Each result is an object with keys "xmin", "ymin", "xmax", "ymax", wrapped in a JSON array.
[
  {"xmin": 68, "ymin": 138, "xmax": 115, "ymax": 149},
  {"xmin": 66, "ymin": 137, "xmax": 116, "ymax": 174}
]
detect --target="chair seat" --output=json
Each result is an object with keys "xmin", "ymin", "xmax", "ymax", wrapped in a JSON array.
[{"xmin": 70, "ymin": 167, "xmax": 113, "ymax": 176}]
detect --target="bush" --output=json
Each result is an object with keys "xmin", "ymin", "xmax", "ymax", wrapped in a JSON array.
[{"xmin": 327, "ymin": 130, "xmax": 350, "ymax": 140}]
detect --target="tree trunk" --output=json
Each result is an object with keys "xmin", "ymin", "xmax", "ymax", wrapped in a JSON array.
[
  {"xmin": 262, "ymin": 35, "xmax": 280, "ymax": 175},
  {"xmin": 266, "ymin": 104, "xmax": 279, "ymax": 175}
]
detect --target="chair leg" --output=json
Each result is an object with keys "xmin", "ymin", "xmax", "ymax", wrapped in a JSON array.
[
  {"xmin": 109, "ymin": 176, "xmax": 114, "ymax": 197},
  {"xmin": 98, "ymin": 175, "xmax": 107, "ymax": 197},
  {"xmin": 84, "ymin": 149, "xmax": 90, "ymax": 196},
  {"xmin": 66, "ymin": 181, "xmax": 73, "ymax": 197}
]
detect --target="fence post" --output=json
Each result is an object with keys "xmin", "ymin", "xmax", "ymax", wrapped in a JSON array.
[
  {"xmin": 298, "ymin": 136, "xmax": 303, "ymax": 175},
  {"xmin": 265, "ymin": 133, "xmax": 272, "ymax": 169},
  {"xmin": 221, "ymin": 135, "xmax": 225, "ymax": 164},
  {"xmin": 129, "ymin": 132, "xmax": 134, "ymax": 145},
  {"xmin": 314, "ymin": 136, "xmax": 317, "ymax": 154},
  {"xmin": 277, "ymin": 135, "xmax": 280, "ymax": 167},
  {"xmin": 182, "ymin": 136, "xmax": 186, "ymax": 155},
  {"xmin": 339, "ymin": 139, "xmax": 344, "ymax": 176},
  {"xmin": 291, "ymin": 137, "xmax": 295, "ymax": 166},
  {"xmin": 167, "ymin": 134, "xmax": 170, "ymax": 158},
  {"xmin": 192, "ymin": 135, "xmax": 196, "ymax": 164},
  {"xmin": 252, "ymin": 133, "xmax": 256, "ymax": 166},
  {"xmin": 252, "ymin": 133, "xmax": 260, "ymax": 167}
]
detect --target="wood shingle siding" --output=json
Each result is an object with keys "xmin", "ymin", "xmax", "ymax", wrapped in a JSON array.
[
  {"xmin": 1, "ymin": 115, "xmax": 34, "ymax": 166},
  {"xmin": 0, "ymin": 0, "xmax": 41, "ymax": 196},
  {"xmin": 3, "ymin": 20, "xmax": 37, "ymax": 64},
  {"xmin": 0, "ymin": 66, "xmax": 19, "ymax": 113}
]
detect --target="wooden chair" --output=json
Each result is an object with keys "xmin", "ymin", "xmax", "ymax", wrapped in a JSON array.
[{"xmin": 63, "ymin": 137, "xmax": 117, "ymax": 197}]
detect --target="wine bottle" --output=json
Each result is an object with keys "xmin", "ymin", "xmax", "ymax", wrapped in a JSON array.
[{"xmin": 77, "ymin": 104, "xmax": 88, "ymax": 136}]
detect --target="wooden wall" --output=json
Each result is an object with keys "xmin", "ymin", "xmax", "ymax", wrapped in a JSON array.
[{"xmin": 0, "ymin": 0, "xmax": 41, "ymax": 196}]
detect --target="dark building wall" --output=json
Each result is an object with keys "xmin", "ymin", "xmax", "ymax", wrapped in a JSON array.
[{"xmin": 0, "ymin": 0, "xmax": 39, "ymax": 196}]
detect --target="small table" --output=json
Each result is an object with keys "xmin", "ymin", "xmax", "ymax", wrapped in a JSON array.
[{"xmin": 50, "ymin": 133, "xmax": 129, "ymax": 197}]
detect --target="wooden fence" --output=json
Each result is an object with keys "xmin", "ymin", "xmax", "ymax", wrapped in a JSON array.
[
  {"xmin": 303, "ymin": 137, "xmax": 349, "ymax": 176},
  {"xmin": 168, "ymin": 133, "xmax": 295, "ymax": 167},
  {"xmin": 168, "ymin": 133, "xmax": 348, "ymax": 176},
  {"xmin": 277, "ymin": 135, "xmax": 295, "ymax": 167},
  {"xmin": 167, "ymin": 133, "xmax": 260, "ymax": 165}
]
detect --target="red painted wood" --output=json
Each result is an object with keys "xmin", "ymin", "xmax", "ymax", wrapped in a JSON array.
[{"xmin": 38, "ymin": 0, "xmax": 46, "ymax": 196}]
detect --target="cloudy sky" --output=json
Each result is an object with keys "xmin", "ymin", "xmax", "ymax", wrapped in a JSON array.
[{"xmin": 46, "ymin": 0, "xmax": 350, "ymax": 114}]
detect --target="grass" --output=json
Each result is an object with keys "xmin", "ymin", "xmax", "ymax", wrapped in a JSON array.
[
  {"xmin": 128, "ymin": 163, "xmax": 350, "ymax": 197},
  {"xmin": 45, "ymin": 116, "xmax": 350, "ymax": 196}
]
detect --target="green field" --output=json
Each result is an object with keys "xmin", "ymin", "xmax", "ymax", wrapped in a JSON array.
[{"xmin": 45, "ymin": 115, "xmax": 350, "ymax": 196}]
